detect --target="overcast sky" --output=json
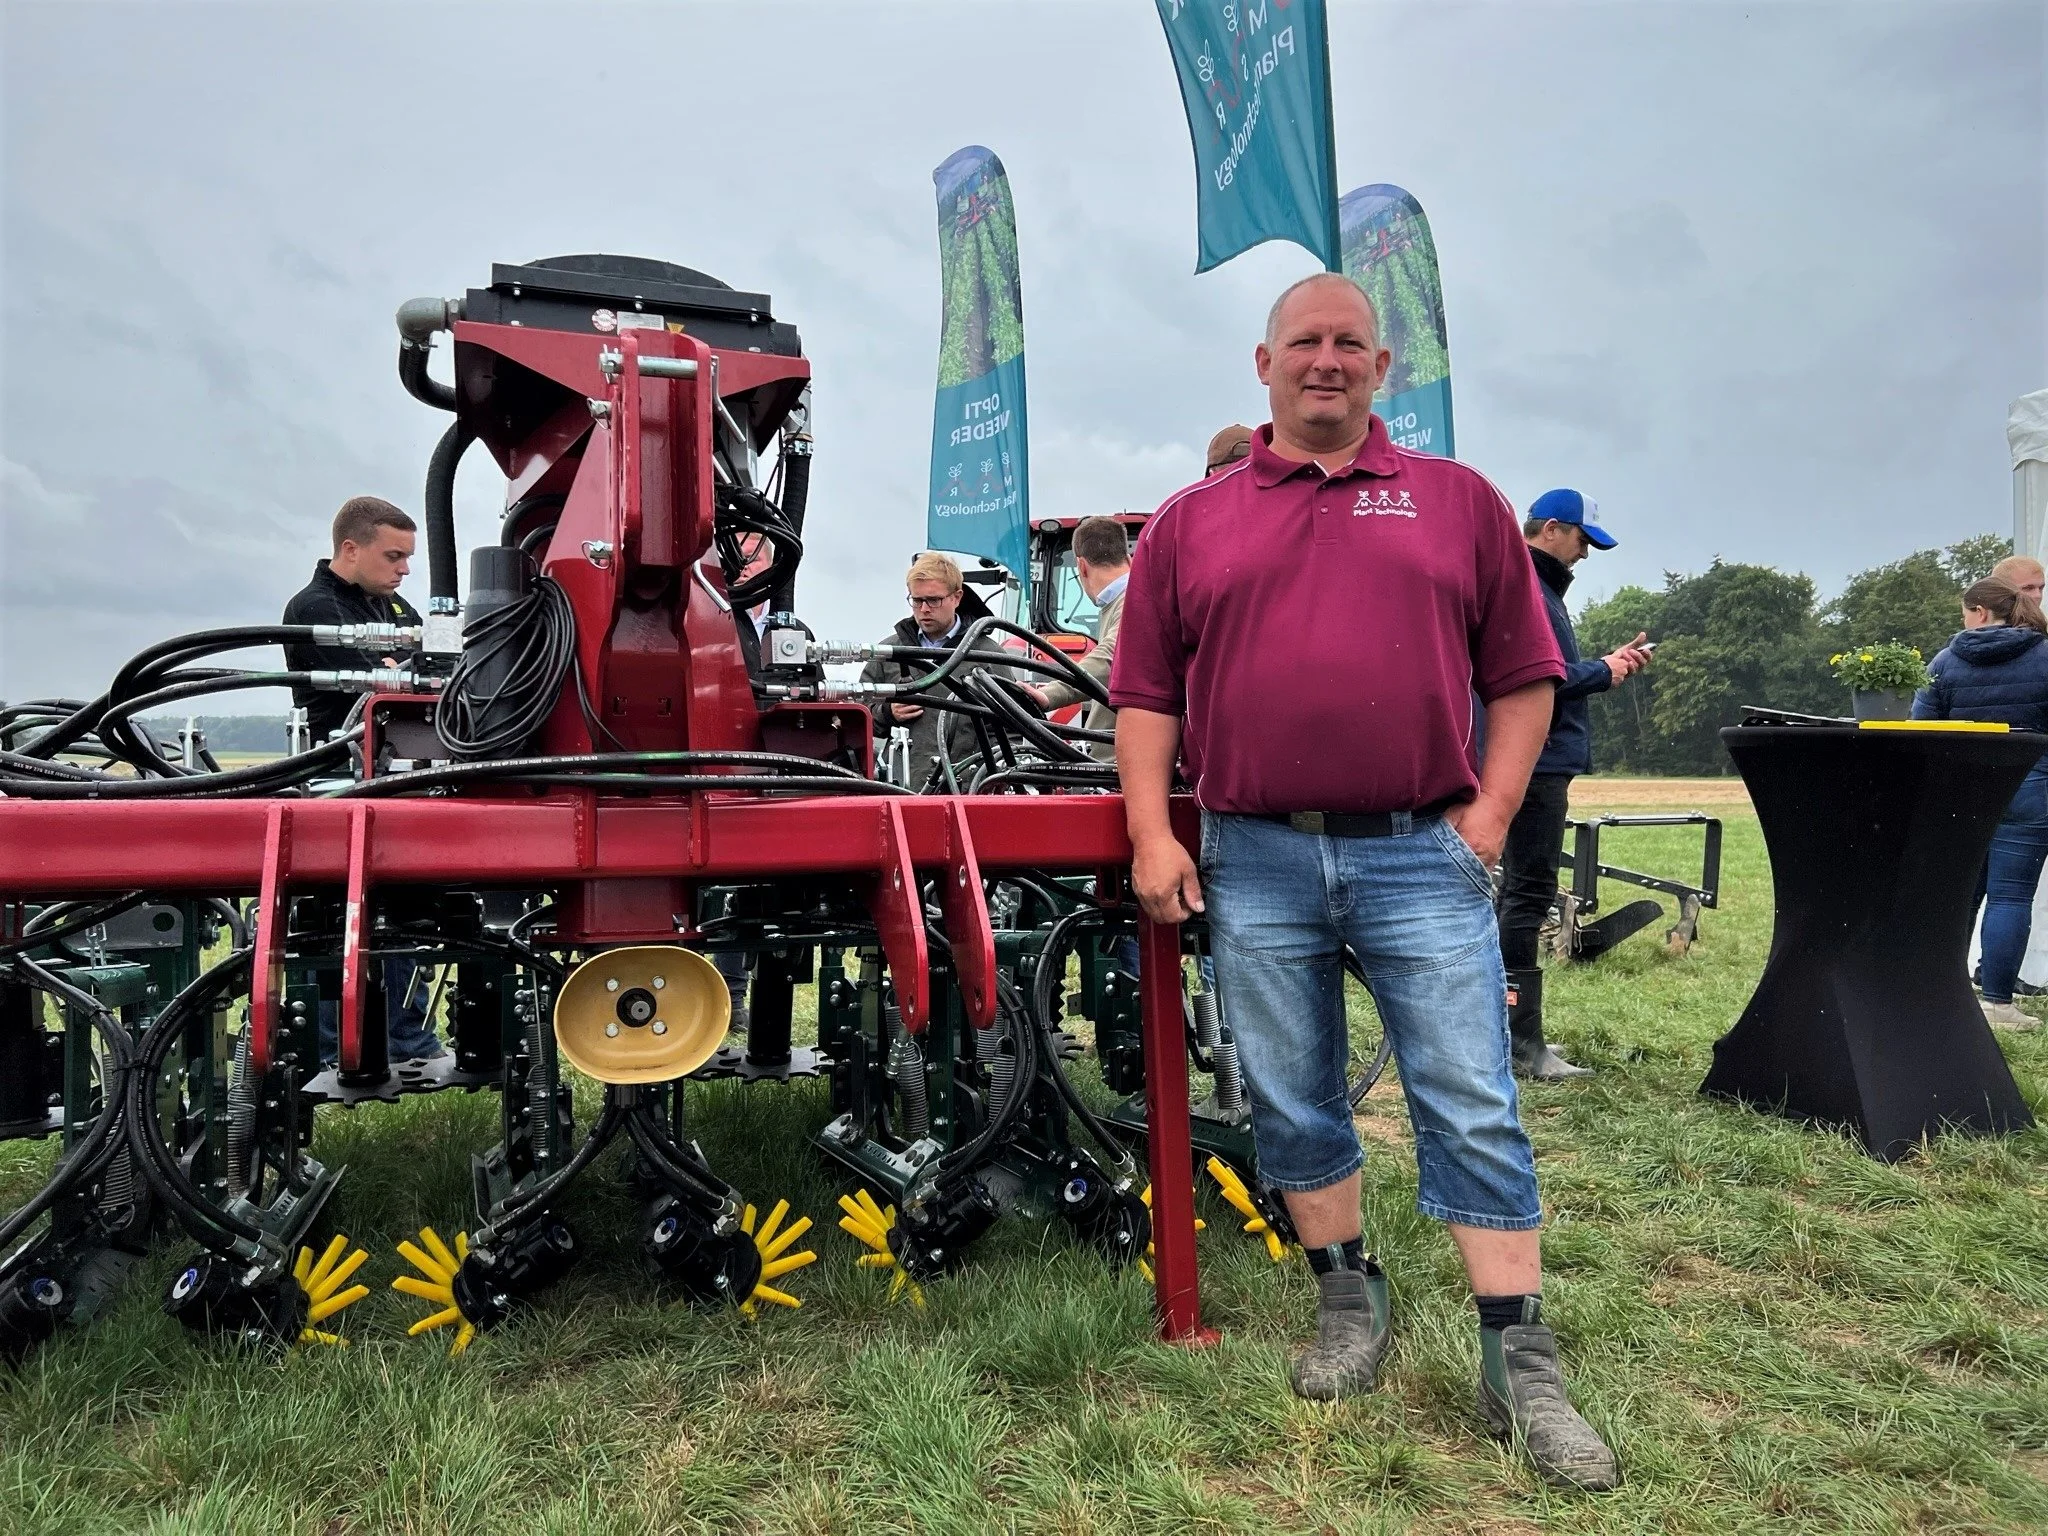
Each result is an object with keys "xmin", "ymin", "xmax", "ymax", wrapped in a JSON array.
[{"xmin": 2, "ymin": 0, "xmax": 2043, "ymax": 706}]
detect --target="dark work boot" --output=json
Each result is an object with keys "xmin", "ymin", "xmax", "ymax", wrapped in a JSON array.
[
  {"xmin": 1289, "ymin": 1266, "xmax": 1391, "ymax": 1400},
  {"xmin": 1506, "ymin": 968, "xmax": 1591, "ymax": 1081},
  {"xmin": 1479, "ymin": 1298, "xmax": 1618, "ymax": 1490}
]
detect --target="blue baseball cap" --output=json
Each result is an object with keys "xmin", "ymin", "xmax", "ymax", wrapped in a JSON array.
[{"xmin": 1528, "ymin": 488, "xmax": 1616, "ymax": 550}]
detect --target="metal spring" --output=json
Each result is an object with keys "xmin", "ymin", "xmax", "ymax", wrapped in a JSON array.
[
  {"xmin": 524, "ymin": 990, "xmax": 552, "ymax": 1164},
  {"xmin": 1192, "ymin": 987, "xmax": 1245, "ymax": 1117},
  {"xmin": 987, "ymin": 1031, "xmax": 1018, "ymax": 1121},
  {"xmin": 225, "ymin": 1019, "xmax": 256, "ymax": 1196},
  {"xmin": 886, "ymin": 1032, "xmax": 929, "ymax": 1139}
]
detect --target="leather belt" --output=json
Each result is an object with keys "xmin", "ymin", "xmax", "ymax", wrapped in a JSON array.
[{"xmin": 1256, "ymin": 802, "xmax": 1453, "ymax": 838}]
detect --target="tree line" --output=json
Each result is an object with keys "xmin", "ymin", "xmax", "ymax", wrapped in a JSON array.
[{"xmin": 1577, "ymin": 533, "xmax": 2011, "ymax": 775}]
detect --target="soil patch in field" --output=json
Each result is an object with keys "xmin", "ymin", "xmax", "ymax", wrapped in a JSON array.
[{"xmin": 1571, "ymin": 775, "xmax": 1753, "ymax": 812}]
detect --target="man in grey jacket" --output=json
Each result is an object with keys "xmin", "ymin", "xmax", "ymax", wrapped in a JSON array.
[
  {"xmin": 860, "ymin": 552, "xmax": 993, "ymax": 790},
  {"xmin": 1025, "ymin": 517, "xmax": 1129, "ymax": 760}
]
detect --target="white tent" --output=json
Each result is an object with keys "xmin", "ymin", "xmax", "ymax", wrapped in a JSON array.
[
  {"xmin": 2014, "ymin": 390, "xmax": 2048, "ymax": 564},
  {"xmin": 2006, "ymin": 390, "xmax": 2048, "ymax": 986}
]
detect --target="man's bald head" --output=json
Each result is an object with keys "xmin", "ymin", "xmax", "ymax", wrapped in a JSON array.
[
  {"xmin": 1255, "ymin": 272, "xmax": 1391, "ymax": 459},
  {"xmin": 1265, "ymin": 272, "xmax": 1380, "ymax": 349}
]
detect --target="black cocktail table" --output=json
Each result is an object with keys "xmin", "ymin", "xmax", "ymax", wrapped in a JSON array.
[{"xmin": 1703, "ymin": 723, "xmax": 2040, "ymax": 1159}]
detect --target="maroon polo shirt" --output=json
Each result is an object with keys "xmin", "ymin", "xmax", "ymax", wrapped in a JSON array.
[{"xmin": 1109, "ymin": 417, "xmax": 1563, "ymax": 815}]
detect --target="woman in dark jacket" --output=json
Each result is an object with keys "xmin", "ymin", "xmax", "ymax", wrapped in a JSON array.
[{"xmin": 1913, "ymin": 575, "xmax": 2048, "ymax": 1028}]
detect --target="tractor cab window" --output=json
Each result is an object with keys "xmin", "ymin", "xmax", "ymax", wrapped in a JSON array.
[{"xmin": 1049, "ymin": 549, "xmax": 1100, "ymax": 639}]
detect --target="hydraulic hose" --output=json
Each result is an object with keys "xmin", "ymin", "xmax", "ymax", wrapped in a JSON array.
[
  {"xmin": 424, "ymin": 418, "xmax": 476, "ymax": 613},
  {"xmin": 329, "ymin": 748, "xmax": 897, "ymax": 798},
  {"xmin": 620, "ymin": 1100, "xmax": 737, "ymax": 1217},
  {"xmin": 931, "ymin": 972, "xmax": 1038, "ymax": 1182},
  {"xmin": 768, "ymin": 434, "xmax": 810, "ymax": 615},
  {"xmin": 0, "ymin": 749, "xmax": 119, "ymax": 782},
  {"xmin": 481, "ymin": 1094, "xmax": 626, "ymax": 1234},
  {"xmin": 1025, "ymin": 910, "xmax": 1141, "ymax": 1180},
  {"xmin": 0, "ymin": 733, "xmax": 356, "ymax": 799},
  {"xmin": 0, "ymin": 956, "xmax": 138, "ymax": 1274},
  {"xmin": 398, "ymin": 340, "xmax": 458, "ymax": 412},
  {"xmin": 0, "ymin": 895, "xmax": 147, "ymax": 958},
  {"xmin": 125, "ymin": 949, "xmax": 263, "ymax": 1250}
]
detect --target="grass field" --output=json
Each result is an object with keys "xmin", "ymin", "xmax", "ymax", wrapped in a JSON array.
[{"xmin": 4, "ymin": 794, "xmax": 2046, "ymax": 1534}]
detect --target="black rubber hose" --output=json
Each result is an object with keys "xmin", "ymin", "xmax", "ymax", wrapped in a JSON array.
[
  {"xmin": 206, "ymin": 898, "xmax": 251, "ymax": 950},
  {"xmin": 769, "ymin": 444, "xmax": 810, "ymax": 615},
  {"xmin": 975, "ymin": 767, "xmax": 1120, "ymax": 794},
  {"xmin": 0, "ymin": 749, "xmax": 116, "ymax": 782},
  {"xmin": 424, "ymin": 418, "xmax": 476, "ymax": 611},
  {"xmin": 97, "ymin": 672, "xmax": 314, "ymax": 740},
  {"xmin": 483, "ymin": 1094, "xmax": 626, "ymax": 1232},
  {"xmin": 0, "ymin": 895, "xmax": 147, "ymax": 957},
  {"xmin": 1025, "ymin": 907, "xmax": 1141, "ymax": 1177},
  {"xmin": 0, "ymin": 733, "xmax": 355, "ymax": 799},
  {"xmin": 882, "ymin": 643, "xmax": 1111, "ymax": 704},
  {"xmin": 328, "ymin": 748, "xmax": 893, "ymax": 798},
  {"xmin": 621, "ymin": 1101, "xmax": 737, "ymax": 1215},
  {"xmin": 125, "ymin": 949, "xmax": 263, "ymax": 1248},
  {"xmin": 931, "ymin": 969, "xmax": 1038, "ymax": 1181},
  {"xmin": 398, "ymin": 341, "xmax": 458, "ymax": 412},
  {"xmin": 500, "ymin": 493, "xmax": 566, "ymax": 550},
  {"xmin": 20, "ymin": 627, "xmax": 351, "ymax": 760},
  {"xmin": 0, "ymin": 956, "xmax": 137, "ymax": 1272}
]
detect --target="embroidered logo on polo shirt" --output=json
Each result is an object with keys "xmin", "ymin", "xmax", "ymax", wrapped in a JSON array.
[{"xmin": 1352, "ymin": 488, "xmax": 1416, "ymax": 517}]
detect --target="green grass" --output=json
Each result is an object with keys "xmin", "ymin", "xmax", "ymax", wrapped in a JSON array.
[{"xmin": 4, "ymin": 812, "xmax": 2047, "ymax": 1533}]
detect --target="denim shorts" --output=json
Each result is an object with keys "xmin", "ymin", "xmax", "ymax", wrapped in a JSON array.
[{"xmin": 1199, "ymin": 810, "xmax": 1543, "ymax": 1231}]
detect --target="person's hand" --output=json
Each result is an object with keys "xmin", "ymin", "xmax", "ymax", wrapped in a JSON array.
[
  {"xmin": 1132, "ymin": 835, "xmax": 1204, "ymax": 925},
  {"xmin": 1444, "ymin": 795, "xmax": 1514, "ymax": 869},
  {"xmin": 1603, "ymin": 632, "xmax": 1652, "ymax": 682},
  {"xmin": 1018, "ymin": 683, "xmax": 1051, "ymax": 710},
  {"xmin": 889, "ymin": 702, "xmax": 925, "ymax": 722}
]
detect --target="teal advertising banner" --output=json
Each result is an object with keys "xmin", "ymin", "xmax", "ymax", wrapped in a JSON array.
[
  {"xmin": 1341, "ymin": 183, "xmax": 1455, "ymax": 457},
  {"xmin": 1154, "ymin": 0, "xmax": 1340, "ymax": 273},
  {"xmin": 928, "ymin": 146, "xmax": 1030, "ymax": 592}
]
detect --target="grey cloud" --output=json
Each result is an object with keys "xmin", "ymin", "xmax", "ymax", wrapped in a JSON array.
[
  {"xmin": 2, "ymin": 0, "xmax": 2042, "ymax": 695},
  {"xmin": 1594, "ymin": 203, "xmax": 1708, "ymax": 286}
]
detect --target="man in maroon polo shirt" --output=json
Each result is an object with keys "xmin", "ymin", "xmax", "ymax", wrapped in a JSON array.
[{"xmin": 1111, "ymin": 273, "xmax": 1618, "ymax": 1490}]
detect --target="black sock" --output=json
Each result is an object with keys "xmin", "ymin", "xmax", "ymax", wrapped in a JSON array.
[
  {"xmin": 1306, "ymin": 1238, "xmax": 1381, "ymax": 1277},
  {"xmin": 1476, "ymin": 1292, "xmax": 1540, "ymax": 1331}
]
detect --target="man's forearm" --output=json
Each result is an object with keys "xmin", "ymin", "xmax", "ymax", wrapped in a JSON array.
[
  {"xmin": 1116, "ymin": 707, "xmax": 1182, "ymax": 844},
  {"xmin": 1476, "ymin": 680, "xmax": 1557, "ymax": 811}
]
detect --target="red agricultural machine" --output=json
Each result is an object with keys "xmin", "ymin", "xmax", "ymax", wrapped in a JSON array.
[{"xmin": 0, "ymin": 256, "xmax": 1277, "ymax": 1363}]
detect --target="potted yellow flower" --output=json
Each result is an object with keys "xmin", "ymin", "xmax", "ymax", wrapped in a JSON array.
[{"xmin": 1831, "ymin": 642, "xmax": 1928, "ymax": 721}]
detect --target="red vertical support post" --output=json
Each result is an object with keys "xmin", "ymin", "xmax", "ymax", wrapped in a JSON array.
[
  {"xmin": 338, "ymin": 803, "xmax": 373, "ymax": 1073},
  {"xmin": 1140, "ymin": 914, "xmax": 1218, "ymax": 1346},
  {"xmin": 247, "ymin": 803, "xmax": 293, "ymax": 1076}
]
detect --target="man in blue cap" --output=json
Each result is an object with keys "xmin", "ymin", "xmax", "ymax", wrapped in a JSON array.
[{"xmin": 1497, "ymin": 489, "xmax": 1652, "ymax": 1079}]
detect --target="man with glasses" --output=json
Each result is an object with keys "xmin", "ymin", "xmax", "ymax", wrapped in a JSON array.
[
  {"xmin": 1497, "ymin": 489, "xmax": 1651, "ymax": 1080},
  {"xmin": 859, "ymin": 552, "xmax": 990, "ymax": 789}
]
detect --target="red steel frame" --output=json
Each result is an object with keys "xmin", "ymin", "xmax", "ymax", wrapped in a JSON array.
[
  {"xmin": 0, "ymin": 292, "xmax": 1220, "ymax": 1344},
  {"xmin": 0, "ymin": 791, "xmax": 1214, "ymax": 1342}
]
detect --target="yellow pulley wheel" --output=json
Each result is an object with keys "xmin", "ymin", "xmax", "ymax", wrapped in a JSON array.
[{"xmin": 554, "ymin": 946, "xmax": 730, "ymax": 1085}]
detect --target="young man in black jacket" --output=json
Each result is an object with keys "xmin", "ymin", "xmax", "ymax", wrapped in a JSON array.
[
  {"xmin": 281, "ymin": 496, "xmax": 440, "ymax": 1064},
  {"xmin": 1497, "ymin": 489, "xmax": 1651, "ymax": 1079},
  {"xmin": 280, "ymin": 496, "xmax": 421, "ymax": 742}
]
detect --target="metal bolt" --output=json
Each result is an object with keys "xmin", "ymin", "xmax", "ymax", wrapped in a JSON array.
[
  {"xmin": 605, "ymin": 1023, "xmax": 620, "ymax": 1038},
  {"xmin": 605, "ymin": 978, "xmax": 620, "ymax": 992},
  {"xmin": 652, "ymin": 1021, "xmax": 667, "ymax": 1035},
  {"xmin": 652, "ymin": 976, "xmax": 665, "ymax": 990}
]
